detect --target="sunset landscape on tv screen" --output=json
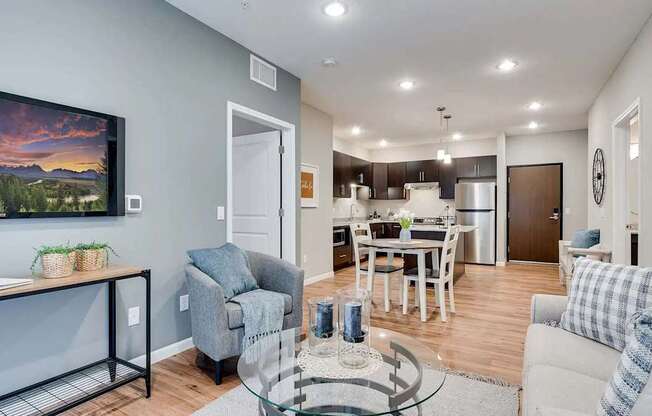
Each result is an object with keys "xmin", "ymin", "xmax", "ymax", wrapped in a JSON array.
[{"xmin": 0, "ymin": 97, "xmax": 108, "ymax": 217}]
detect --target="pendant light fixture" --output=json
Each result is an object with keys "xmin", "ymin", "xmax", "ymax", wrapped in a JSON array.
[
  {"xmin": 442, "ymin": 113, "xmax": 453, "ymax": 164},
  {"xmin": 436, "ymin": 106, "xmax": 447, "ymax": 160}
]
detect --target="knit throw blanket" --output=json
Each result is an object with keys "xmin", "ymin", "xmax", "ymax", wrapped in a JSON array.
[{"xmin": 231, "ymin": 288, "xmax": 285, "ymax": 351}]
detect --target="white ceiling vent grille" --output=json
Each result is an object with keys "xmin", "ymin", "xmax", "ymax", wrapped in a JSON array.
[{"xmin": 250, "ymin": 54, "xmax": 277, "ymax": 91}]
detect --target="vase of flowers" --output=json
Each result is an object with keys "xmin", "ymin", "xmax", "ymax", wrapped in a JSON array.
[{"xmin": 395, "ymin": 209, "xmax": 414, "ymax": 242}]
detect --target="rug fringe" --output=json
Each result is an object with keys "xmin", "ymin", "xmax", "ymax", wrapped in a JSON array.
[{"xmin": 439, "ymin": 367, "xmax": 522, "ymax": 390}]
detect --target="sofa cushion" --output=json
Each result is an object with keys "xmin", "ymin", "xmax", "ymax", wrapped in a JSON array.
[
  {"xmin": 524, "ymin": 365, "xmax": 607, "ymax": 416},
  {"xmin": 226, "ymin": 291, "xmax": 292, "ymax": 329},
  {"xmin": 598, "ymin": 309, "xmax": 652, "ymax": 416},
  {"xmin": 187, "ymin": 243, "xmax": 259, "ymax": 299},
  {"xmin": 560, "ymin": 258, "xmax": 652, "ymax": 351},
  {"xmin": 524, "ymin": 324, "xmax": 620, "ymax": 382},
  {"xmin": 570, "ymin": 229, "xmax": 600, "ymax": 250}
]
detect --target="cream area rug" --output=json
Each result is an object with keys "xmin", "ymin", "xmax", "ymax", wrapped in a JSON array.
[{"xmin": 193, "ymin": 369, "xmax": 520, "ymax": 416}]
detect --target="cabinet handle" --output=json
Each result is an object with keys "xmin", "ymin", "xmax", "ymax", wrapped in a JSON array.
[
  {"xmin": 403, "ymin": 188, "xmax": 406, "ymax": 199},
  {"xmin": 338, "ymin": 254, "xmax": 346, "ymax": 258}
]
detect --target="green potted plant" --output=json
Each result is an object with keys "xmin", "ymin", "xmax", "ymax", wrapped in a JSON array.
[
  {"xmin": 31, "ymin": 244, "xmax": 77, "ymax": 278},
  {"xmin": 75, "ymin": 242, "xmax": 118, "ymax": 272}
]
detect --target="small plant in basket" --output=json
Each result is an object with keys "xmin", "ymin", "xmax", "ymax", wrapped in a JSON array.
[
  {"xmin": 75, "ymin": 242, "xmax": 118, "ymax": 272},
  {"xmin": 31, "ymin": 244, "xmax": 77, "ymax": 278}
]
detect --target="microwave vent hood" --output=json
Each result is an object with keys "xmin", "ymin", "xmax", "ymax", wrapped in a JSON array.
[{"xmin": 404, "ymin": 182, "xmax": 439, "ymax": 190}]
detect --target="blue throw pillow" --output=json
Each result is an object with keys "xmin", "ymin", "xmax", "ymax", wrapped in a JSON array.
[
  {"xmin": 571, "ymin": 229, "xmax": 600, "ymax": 248},
  {"xmin": 187, "ymin": 243, "xmax": 258, "ymax": 299}
]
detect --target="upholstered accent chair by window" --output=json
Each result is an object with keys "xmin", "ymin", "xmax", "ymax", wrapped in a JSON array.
[{"xmin": 185, "ymin": 251, "xmax": 303, "ymax": 384}]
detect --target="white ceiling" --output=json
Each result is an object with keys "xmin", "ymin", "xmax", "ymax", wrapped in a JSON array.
[{"xmin": 167, "ymin": 0, "xmax": 652, "ymax": 148}]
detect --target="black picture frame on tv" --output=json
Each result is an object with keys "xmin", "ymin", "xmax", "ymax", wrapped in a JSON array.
[{"xmin": 0, "ymin": 91, "xmax": 125, "ymax": 219}]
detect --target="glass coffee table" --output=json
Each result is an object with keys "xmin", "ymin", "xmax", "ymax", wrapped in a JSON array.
[{"xmin": 237, "ymin": 327, "xmax": 445, "ymax": 415}]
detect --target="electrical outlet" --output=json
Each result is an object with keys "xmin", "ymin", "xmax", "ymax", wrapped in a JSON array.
[
  {"xmin": 217, "ymin": 206, "xmax": 225, "ymax": 220},
  {"xmin": 180, "ymin": 294, "xmax": 189, "ymax": 312},
  {"xmin": 303, "ymin": 254, "xmax": 308, "ymax": 264},
  {"xmin": 128, "ymin": 306, "xmax": 140, "ymax": 327}
]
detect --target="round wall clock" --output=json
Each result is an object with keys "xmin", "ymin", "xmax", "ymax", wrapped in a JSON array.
[{"xmin": 592, "ymin": 148, "xmax": 605, "ymax": 205}]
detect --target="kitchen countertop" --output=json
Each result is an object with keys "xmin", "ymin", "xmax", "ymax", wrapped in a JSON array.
[{"xmin": 333, "ymin": 218, "xmax": 476, "ymax": 233}]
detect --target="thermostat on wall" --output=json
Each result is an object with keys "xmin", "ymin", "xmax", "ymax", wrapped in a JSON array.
[{"xmin": 125, "ymin": 195, "xmax": 143, "ymax": 213}]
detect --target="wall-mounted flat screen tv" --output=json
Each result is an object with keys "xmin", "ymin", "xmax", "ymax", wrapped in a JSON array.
[{"xmin": 0, "ymin": 91, "xmax": 124, "ymax": 219}]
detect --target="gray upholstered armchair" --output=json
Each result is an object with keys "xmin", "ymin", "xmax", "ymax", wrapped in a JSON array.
[{"xmin": 185, "ymin": 250, "xmax": 304, "ymax": 384}]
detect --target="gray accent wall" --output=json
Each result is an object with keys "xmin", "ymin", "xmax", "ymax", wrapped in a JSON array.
[
  {"xmin": 300, "ymin": 104, "xmax": 333, "ymax": 279},
  {"xmin": 0, "ymin": 0, "xmax": 300, "ymax": 394},
  {"xmin": 506, "ymin": 130, "xmax": 589, "ymax": 241}
]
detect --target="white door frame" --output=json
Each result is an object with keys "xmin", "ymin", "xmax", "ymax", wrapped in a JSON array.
[
  {"xmin": 226, "ymin": 101, "xmax": 297, "ymax": 265},
  {"xmin": 611, "ymin": 97, "xmax": 642, "ymax": 264}
]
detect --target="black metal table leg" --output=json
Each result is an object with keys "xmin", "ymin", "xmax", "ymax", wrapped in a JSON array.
[
  {"xmin": 108, "ymin": 280, "xmax": 117, "ymax": 382},
  {"xmin": 144, "ymin": 270, "xmax": 152, "ymax": 398}
]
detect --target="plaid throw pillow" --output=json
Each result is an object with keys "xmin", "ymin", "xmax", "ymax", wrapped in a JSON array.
[
  {"xmin": 597, "ymin": 309, "xmax": 652, "ymax": 416},
  {"xmin": 560, "ymin": 259, "xmax": 652, "ymax": 351}
]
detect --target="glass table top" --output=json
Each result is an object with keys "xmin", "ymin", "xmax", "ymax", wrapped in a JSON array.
[{"xmin": 237, "ymin": 327, "xmax": 445, "ymax": 415}]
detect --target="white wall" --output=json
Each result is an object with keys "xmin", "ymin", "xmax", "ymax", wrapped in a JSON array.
[
  {"xmin": 588, "ymin": 15, "xmax": 651, "ymax": 266},
  {"xmin": 506, "ymin": 130, "xmax": 589, "ymax": 240},
  {"xmin": 301, "ymin": 104, "xmax": 333, "ymax": 278},
  {"xmin": 333, "ymin": 137, "xmax": 370, "ymax": 160},
  {"xmin": 369, "ymin": 137, "xmax": 497, "ymax": 162},
  {"xmin": 496, "ymin": 133, "xmax": 507, "ymax": 264}
]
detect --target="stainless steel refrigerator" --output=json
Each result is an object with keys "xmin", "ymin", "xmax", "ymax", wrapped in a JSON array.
[{"xmin": 455, "ymin": 182, "xmax": 496, "ymax": 265}]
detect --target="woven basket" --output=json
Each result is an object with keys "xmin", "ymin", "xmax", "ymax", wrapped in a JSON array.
[
  {"xmin": 41, "ymin": 252, "xmax": 76, "ymax": 279},
  {"xmin": 76, "ymin": 248, "xmax": 108, "ymax": 272}
]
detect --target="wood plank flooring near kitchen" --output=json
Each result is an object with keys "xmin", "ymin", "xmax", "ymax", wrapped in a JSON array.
[{"xmin": 65, "ymin": 262, "xmax": 564, "ymax": 415}]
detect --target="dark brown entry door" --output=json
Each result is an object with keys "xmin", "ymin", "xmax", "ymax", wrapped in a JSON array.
[{"xmin": 508, "ymin": 164, "xmax": 562, "ymax": 263}]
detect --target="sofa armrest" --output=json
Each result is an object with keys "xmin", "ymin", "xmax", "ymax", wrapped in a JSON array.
[
  {"xmin": 246, "ymin": 251, "xmax": 304, "ymax": 328},
  {"xmin": 185, "ymin": 264, "xmax": 230, "ymax": 359},
  {"xmin": 531, "ymin": 294, "xmax": 568, "ymax": 324},
  {"xmin": 567, "ymin": 247, "xmax": 612, "ymax": 262}
]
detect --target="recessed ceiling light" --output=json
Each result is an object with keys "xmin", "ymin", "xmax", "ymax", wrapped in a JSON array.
[
  {"xmin": 323, "ymin": 1, "xmax": 347, "ymax": 17},
  {"xmin": 497, "ymin": 59, "xmax": 518, "ymax": 72},
  {"xmin": 399, "ymin": 80, "xmax": 415, "ymax": 90},
  {"xmin": 379, "ymin": 139, "xmax": 388, "ymax": 147},
  {"xmin": 528, "ymin": 121, "xmax": 539, "ymax": 129},
  {"xmin": 528, "ymin": 101, "xmax": 542, "ymax": 111},
  {"xmin": 452, "ymin": 132, "xmax": 463, "ymax": 140},
  {"xmin": 351, "ymin": 126, "xmax": 361, "ymax": 136},
  {"xmin": 321, "ymin": 57, "xmax": 338, "ymax": 67}
]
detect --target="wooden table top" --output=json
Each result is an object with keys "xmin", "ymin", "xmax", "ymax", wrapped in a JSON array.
[
  {"xmin": 359, "ymin": 238, "xmax": 444, "ymax": 250},
  {"xmin": 0, "ymin": 265, "xmax": 145, "ymax": 300}
]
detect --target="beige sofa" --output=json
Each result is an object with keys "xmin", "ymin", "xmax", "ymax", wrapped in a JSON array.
[{"xmin": 523, "ymin": 294, "xmax": 652, "ymax": 416}]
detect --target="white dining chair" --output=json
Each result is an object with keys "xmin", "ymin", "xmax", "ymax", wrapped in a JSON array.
[
  {"xmin": 402, "ymin": 225, "xmax": 461, "ymax": 322},
  {"xmin": 349, "ymin": 223, "xmax": 404, "ymax": 312}
]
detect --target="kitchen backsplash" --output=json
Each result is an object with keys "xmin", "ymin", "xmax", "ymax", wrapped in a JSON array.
[{"xmin": 333, "ymin": 188, "xmax": 453, "ymax": 219}]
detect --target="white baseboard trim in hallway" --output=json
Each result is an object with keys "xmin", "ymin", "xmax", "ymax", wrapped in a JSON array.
[
  {"xmin": 496, "ymin": 261, "xmax": 506, "ymax": 267},
  {"xmin": 130, "ymin": 336, "xmax": 194, "ymax": 367},
  {"xmin": 305, "ymin": 271, "xmax": 335, "ymax": 286}
]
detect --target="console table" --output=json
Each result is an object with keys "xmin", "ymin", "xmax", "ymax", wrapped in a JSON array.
[{"xmin": 0, "ymin": 266, "xmax": 151, "ymax": 416}]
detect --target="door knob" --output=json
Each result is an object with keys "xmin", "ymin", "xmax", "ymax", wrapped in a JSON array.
[{"xmin": 548, "ymin": 214, "xmax": 560, "ymax": 220}]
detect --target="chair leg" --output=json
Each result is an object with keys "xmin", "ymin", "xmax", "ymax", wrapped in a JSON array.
[
  {"xmin": 355, "ymin": 267, "xmax": 361, "ymax": 290},
  {"xmin": 398, "ymin": 274, "xmax": 404, "ymax": 306},
  {"xmin": 402, "ymin": 278, "xmax": 409, "ymax": 315},
  {"xmin": 438, "ymin": 283, "xmax": 447, "ymax": 322},
  {"xmin": 214, "ymin": 359, "xmax": 223, "ymax": 385},
  {"xmin": 448, "ymin": 281, "xmax": 456, "ymax": 314},
  {"xmin": 414, "ymin": 284, "xmax": 420, "ymax": 308},
  {"xmin": 384, "ymin": 274, "xmax": 391, "ymax": 312}
]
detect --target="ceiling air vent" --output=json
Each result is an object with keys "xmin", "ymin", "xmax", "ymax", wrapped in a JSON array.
[{"xmin": 250, "ymin": 54, "xmax": 277, "ymax": 91}]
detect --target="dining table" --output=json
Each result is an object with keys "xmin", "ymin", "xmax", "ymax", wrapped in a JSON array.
[{"xmin": 358, "ymin": 238, "xmax": 444, "ymax": 322}]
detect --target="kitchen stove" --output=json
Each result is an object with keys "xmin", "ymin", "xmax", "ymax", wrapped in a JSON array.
[{"xmin": 413, "ymin": 216, "xmax": 453, "ymax": 226}]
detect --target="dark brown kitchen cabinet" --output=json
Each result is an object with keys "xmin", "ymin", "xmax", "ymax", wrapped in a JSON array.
[
  {"xmin": 438, "ymin": 159, "xmax": 457, "ymax": 199},
  {"xmin": 370, "ymin": 163, "xmax": 388, "ymax": 200},
  {"xmin": 351, "ymin": 156, "xmax": 372, "ymax": 187},
  {"xmin": 406, "ymin": 160, "xmax": 438, "ymax": 183},
  {"xmin": 456, "ymin": 156, "xmax": 496, "ymax": 178},
  {"xmin": 387, "ymin": 223, "xmax": 402, "ymax": 238},
  {"xmin": 369, "ymin": 222, "xmax": 387, "ymax": 239},
  {"xmin": 333, "ymin": 151, "xmax": 352, "ymax": 198},
  {"xmin": 388, "ymin": 162, "xmax": 407, "ymax": 187}
]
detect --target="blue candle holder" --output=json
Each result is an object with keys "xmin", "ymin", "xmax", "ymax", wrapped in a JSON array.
[
  {"xmin": 337, "ymin": 288, "xmax": 371, "ymax": 368},
  {"xmin": 308, "ymin": 297, "xmax": 337, "ymax": 357}
]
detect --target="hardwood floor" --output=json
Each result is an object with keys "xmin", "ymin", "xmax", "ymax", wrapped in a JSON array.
[{"xmin": 65, "ymin": 262, "xmax": 564, "ymax": 415}]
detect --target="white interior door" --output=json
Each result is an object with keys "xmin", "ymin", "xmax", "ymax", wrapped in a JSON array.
[{"xmin": 232, "ymin": 131, "xmax": 281, "ymax": 257}]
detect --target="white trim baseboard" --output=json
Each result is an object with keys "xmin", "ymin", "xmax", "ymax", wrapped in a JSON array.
[
  {"xmin": 304, "ymin": 271, "xmax": 334, "ymax": 286},
  {"xmin": 495, "ymin": 261, "xmax": 506, "ymax": 267},
  {"xmin": 130, "ymin": 336, "xmax": 194, "ymax": 367}
]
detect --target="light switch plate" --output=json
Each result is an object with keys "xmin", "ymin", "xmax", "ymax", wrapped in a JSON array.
[
  {"xmin": 217, "ymin": 206, "xmax": 225, "ymax": 220},
  {"xmin": 180, "ymin": 294, "xmax": 189, "ymax": 312},
  {"xmin": 128, "ymin": 306, "xmax": 140, "ymax": 327}
]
